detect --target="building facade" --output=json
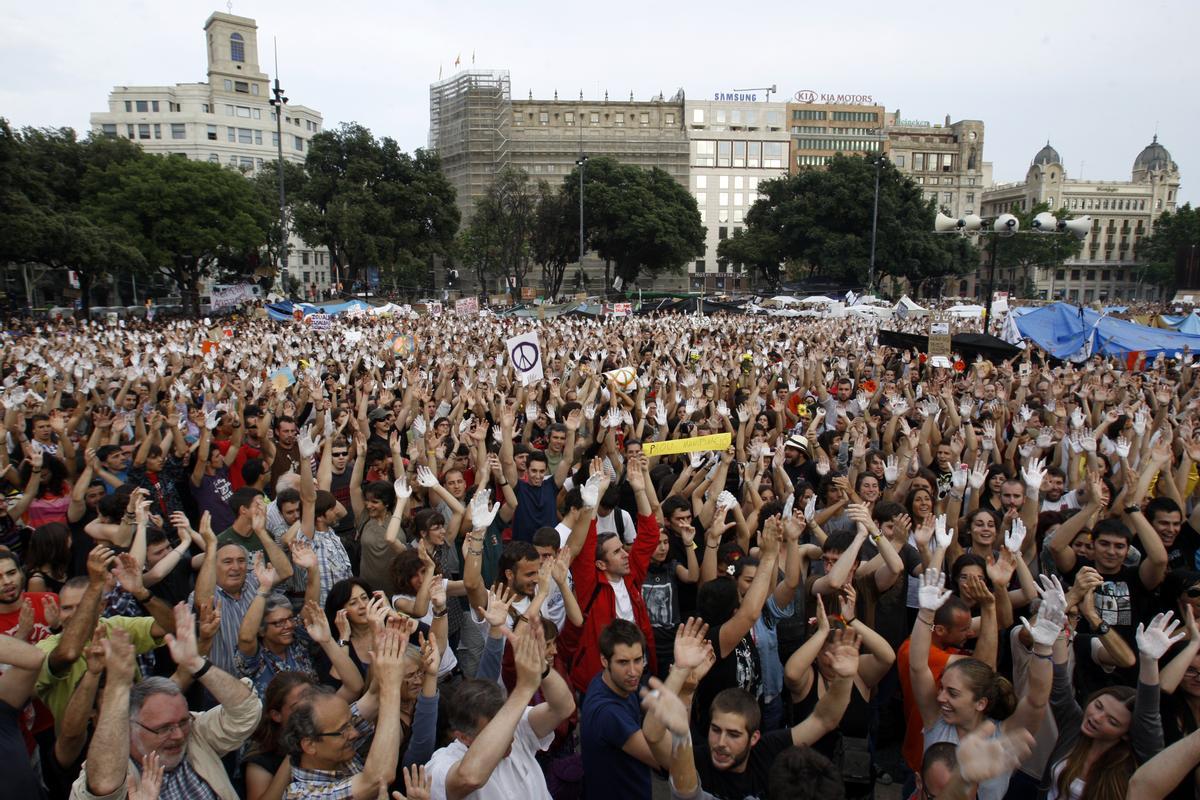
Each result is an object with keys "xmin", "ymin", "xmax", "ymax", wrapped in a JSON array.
[
  {"xmin": 428, "ymin": 71, "xmax": 692, "ymax": 292},
  {"xmin": 886, "ymin": 115, "xmax": 988, "ymax": 221},
  {"xmin": 89, "ymin": 12, "xmax": 332, "ymax": 298},
  {"xmin": 785, "ymin": 100, "xmax": 886, "ymax": 172},
  {"xmin": 685, "ymin": 98, "xmax": 790, "ymax": 291},
  {"xmin": 977, "ymin": 138, "xmax": 1182, "ymax": 303}
]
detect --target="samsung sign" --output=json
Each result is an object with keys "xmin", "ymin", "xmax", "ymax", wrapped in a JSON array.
[
  {"xmin": 793, "ymin": 89, "xmax": 874, "ymax": 105},
  {"xmin": 714, "ymin": 92, "xmax": 759, "ymax": 101}
]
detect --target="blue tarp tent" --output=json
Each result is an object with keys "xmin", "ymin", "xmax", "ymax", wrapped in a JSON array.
[
  {"xmin": 1161, "ymin": 312, "xmax": 1200, "ymax": 334},
  {"xmin": 263, "ymin": 299, "xmax": 370, "ymax": 321},
  {"xmin": 1014, "ymin": 302, "xmax": 1200, "ymax": 360}
]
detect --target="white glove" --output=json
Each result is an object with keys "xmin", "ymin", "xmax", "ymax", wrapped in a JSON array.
[
  {"xmin": 297, "ymin": 430, "xmax": 321, "ymax": 459},
  {"xmin": 716, "ymin": 490, "xmax": 737, "ymax": 510},
  {"xmin": 1036, "ymin": 429, "xmax": 1054, "ymax": 449},
  {"xmin": 621, "ymin": 409, "xmax": 634, "ymax": 427},
  {"xmin": 716, "ymin": 400, "xmax": 730, "ymax": 418},
  {"xmin": 1115, "ymin": 436, "xmax": 1131, "ymax": 458},
  {"xmin": 968, "ymin": 462, "xmax": 987, "ymax": 490},
  {"xmin": 918, "ymin": 569, "xmax": 952, "ymax": 611},
  {"xmin": 951, "ymin": 465, "xmax": 968, "ymax": 491},
  {"xmin": 689, "ymin": 452, "xmax": 706, "ymax": 469},
  {"xmin": 1005, "ymin": 518, "xmax": 1026, "ymax": 555},
  {"xmin": 655, "ymin": 405, "xmax": 668, "ymax": 427},
  {"xmin": 1070, "ymin": 407, "xmax": 1085, "ymax": 430},
  {"xmin": 1022, "ymin": 458, "xmax": 1047, "ymax": 490},
  {"xmin": 883, "ymin": 455, "xmax": 899, "ymax": 484},
  {"xmin": 394, "ymin": 475, "xmax": 412, "ymax": 500},
  {"xmin": 470, "ymin": 489, "xmax": 500, "ymax": 530},
  {"xmin": 411, "ymin": 416, "xmax": 427, "ymax": 437},
  {"xmin": 415, "ymin": 465, "xmax": 438, "ymax": 488},
  {"xmin": 1133, "ymin": 408, "xmax": 1148, "ymax": 435},
  {"xmin": 525, "ymin": 401, "xmax": 539, "ymax": 421},
  {"xmin": 1018, "ymin": 405, "xmax": 1033, "ymax": 421},
  {"xmin": 803, "ymin": 495, "xmax": 817, "ymax": 520},
  {"xmin": 890, "ymin": 398, "xmax": 909, "ymax": 417},
  {"xmin": 1136, "ymin": 612, "xmax": 1187, "ymax": 660},
  {"xmin": 580, "ymin": 472, "xmax": 604, "ymax": 508},
  {"xmin": 933, "ymin": 515, "xmax": 953, "ymax": 551}
]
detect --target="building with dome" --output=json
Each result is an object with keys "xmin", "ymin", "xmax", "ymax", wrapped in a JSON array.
[{"xmin": 964, "ymin": 137, "xmax": 1182, "ymax": 303}]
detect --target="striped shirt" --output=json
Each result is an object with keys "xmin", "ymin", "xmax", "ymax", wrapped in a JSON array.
[
  {"xmin": 288, "ymin": 530, "xmax": 352, "ymax": 606},
  {"xmin": 189, "ymin": 570, "xmax": 260, "ymax": 675}
]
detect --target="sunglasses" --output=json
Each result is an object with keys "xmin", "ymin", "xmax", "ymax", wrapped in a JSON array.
[{"xmin": 1186, "ymin": 586, "xmax": 1200, "ymax": 599}]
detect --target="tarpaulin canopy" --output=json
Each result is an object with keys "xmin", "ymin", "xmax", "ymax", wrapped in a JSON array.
[
  {"xmin": 876, "ymin": 330, "xmax": 1021, "ymax": 364},
  {"xmin": 1159, "ymin": 311, "xmax": 1200, "ymax": 334},
  {"xmin": 1013, "ymin": 302, "xmax": 1200, "ymax": 360}
]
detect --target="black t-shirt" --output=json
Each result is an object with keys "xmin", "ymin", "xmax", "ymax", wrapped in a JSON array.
[
  {"xmin": 642, "ymin": 560, "xmax": 682, "ymax": 630},
  {"xmin": 1166, "ymin": 523, "xmax": 1200, "ymax": 572},
  {"xmin": 1063, "ymin": 558, "xmax": 1156, "ymax": 643},
  {"xmin": 693, "ymin": 623, "xmax": 762, "ymax": 738},
  {"xmin": 0, "ymin": 700, "xmax": 45, "ymax": 799},
  {"xmin": 693, "ymin": 729, "xmax": 794, "ymax": 800}
]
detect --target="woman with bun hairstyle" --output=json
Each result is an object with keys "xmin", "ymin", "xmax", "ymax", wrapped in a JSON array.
[{"xmin": 909, "ymin": 568, "xmax": 1063, "ymax": 799}]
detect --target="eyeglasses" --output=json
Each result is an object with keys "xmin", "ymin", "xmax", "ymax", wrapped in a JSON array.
[
  {"xmin": 267, "ymin": 616, "xmax": 299, "ymax": 628},
  {"xmin": 314, "ymin": 719, "xmax": 355, "ymax": 739},
  {"xmin": 331, "ymin": 451, "xmax": 350, "ymax": 457},
  {"xmin": 1185, "ymin": 668, "xmax": 1200, "ymax": 679},
  {"xmin": 135, "ymin": 716, "xmax": 192, "ymax": 737}
]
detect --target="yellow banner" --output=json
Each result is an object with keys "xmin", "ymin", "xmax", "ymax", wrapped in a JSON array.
[{"xmin": 643, "ymin": 433, "xmax": 731, "ymax": 457}]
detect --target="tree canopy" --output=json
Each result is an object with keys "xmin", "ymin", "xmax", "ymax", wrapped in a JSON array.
[
  {"xmin": 719, "ymin": 154, "xmax": 977, "ymax": 294},
  {"xmin": 1139, "ymin": 203, "xmax": 1200, "ymax": 291}
]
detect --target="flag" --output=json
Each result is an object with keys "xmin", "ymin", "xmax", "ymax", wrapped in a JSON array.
[
  {"xmin": 438, "ymin": 65, "xmax": 442, "ymax": 80},
  {"xmin": 454, "ymin": 53, "xmax": 460, "ymax": 67},
  {"xmin": 471, "ymin": 49, "xmax": 475, "ymax": 64}
]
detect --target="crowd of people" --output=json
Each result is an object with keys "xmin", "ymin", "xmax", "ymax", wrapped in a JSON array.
[{"xmin": 1, "ymin": 308, "xmax": 1200, "ymax": 800}]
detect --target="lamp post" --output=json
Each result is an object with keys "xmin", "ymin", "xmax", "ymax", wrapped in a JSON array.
[
  {"xmin": 268, "ymin": 76, "xmax": 289, "ymax": 296},
  {"xmin": 936, "ymin": 210, "xmax": 1089, "ymax": 330},
  {"xmin": 868, "ymin": 154, "xmax": 887, "ymax": 293},
  {"xmin": 576, "ymin": 155, "xmax": 588, "ymax": 283}
]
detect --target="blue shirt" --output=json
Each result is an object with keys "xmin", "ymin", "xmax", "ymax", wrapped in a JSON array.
[
  {"xmin": 512, "ymin": 477, "xmax": 558, "ymax": 542},
  {"xmin": 580, "ymin": 671, "xmax": 651, "ymax": 799},
  {"xmin": 753, "ymin": 595, "xmax": 794, "ymax": 702}
]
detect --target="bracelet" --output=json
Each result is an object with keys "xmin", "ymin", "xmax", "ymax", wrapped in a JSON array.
[
  {"xmin": 498, "ymin": 480, "xmax": 509, "ymax": 487},
  {"xmin": 843, "ymin": 616, "xmax": 857, "ymax": 625},
  {"xmin": 432, "ymin": 608, "xmax": 448, "ymax": 618},
  {"xmin": 134, "ymin": 591, "xmax": 152, "ymax": 604},
  {"xmin": 467, "ymin": 549, "xmax": 483, "ymax": 557},
  {"xmin": 190, "ymin": 658, "xmax": 213, "ymax": 681},
  {"xmin": 1032, "ymin": 651, "xmax": 1054, "ymax": 661}
]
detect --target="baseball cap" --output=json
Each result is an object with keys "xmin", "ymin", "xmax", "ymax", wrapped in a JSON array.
[{"xmin": 368, "ymin": 407, "xmax": 391, "ymax": 422}]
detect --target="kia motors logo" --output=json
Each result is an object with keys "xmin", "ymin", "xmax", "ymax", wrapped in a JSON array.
[{"xmin": 794, "ymin": 89, "xmax": 817, "ymax": 103}]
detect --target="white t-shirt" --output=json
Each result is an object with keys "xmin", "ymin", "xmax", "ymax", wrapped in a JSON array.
[
  {"xmin": 428, "ymin": 707, "xmax": 553, "ymax": 800},
  {"xmin": 610, "ymin": 577, "xmax": 634, "ymax": 621},
  {"xmin": 597, "ymin": 507, "xmax": 637, "ymax": 545},
  {"xmin": 1041, "ymin": 490, "xmax": 1081, "ymax": 513}
]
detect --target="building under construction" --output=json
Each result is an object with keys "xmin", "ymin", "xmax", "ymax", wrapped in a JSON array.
[{"xmin": 428, "ymin": 70, "xmax": 513, "ymax": 224}]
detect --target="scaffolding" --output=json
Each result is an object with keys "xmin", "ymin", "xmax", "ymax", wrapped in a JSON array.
[{"xmin": 428, "ymin": 70, "xmax": 512, "ymax": 222}]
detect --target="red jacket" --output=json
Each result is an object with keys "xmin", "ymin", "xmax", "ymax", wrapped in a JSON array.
[{"xmin": 562, "ymin": 512, "xmax": 660, "ymax": 693}]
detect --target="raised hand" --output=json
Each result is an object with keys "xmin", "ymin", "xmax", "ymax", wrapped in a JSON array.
[
  {"xmin": 127, "ymin": 751, "xmax": 165, "ymax": 800},
  {"xmin": 394, "ymin": 474, "xmax": 412, "ymax": 499},
  {"xmin": 580, "ymin": 471, "xmax": 604, "ymax": 508},
  {"xmin": 957, "ymin": 721, "xmax": 1035, "ymax": 785},
  {"xmin": 918, "ymin": 568, "xmax": 952, "ymax": 611},
  {"xmin": 302, "ymin": 599, "xmax": 332, "ymax": 644},
  {"xmin": 673, "ymin": 617, "xmax": 711, "ymax": 671},
  {"xmin": 297, "ymin": 429, "xmax": 321, "ymax": 459},
  {"xmin": 1022, "ymin": 457, "xmax": 1047, "ymax": 491},
  {"xmin": 415, "ymin": 465, "xmax": 439, "ymax": 489},
  {"xmin": 640, "ymin": 677, "xmax": 691, "ymax": 740},
  {"xmin": 469, "ymin": 488, "xmax": 499, "ymax": 530},
  {"xmin": 933, "ymin": 514, "xmax": 953, "ymax": 552},
  {"xmin": 164, "ymin": 602, "xmax": 204, "ymax": 673},
  {"xmin": 395, "ymin": 764, "xmax": 433, "ymax": 800},
  {"xmin": 1005, "ymin": 517, "xmax": 1026, "ymax": 555},
  {"xmin": 825, "ymin": 627, "xmax": 862, "ymax": 678},
  {"xmin": 1136, "ymin": 611, "xmax": 1187, "ymax": 660},
  {"xmin": 883, "ymin": 455, "xmax": 899, "ymax": 483},
  {"xmin": 252, "ymin": 551, "xmax": 279, "ymax": 590},
  {"xmin": 290, "ymin": 537, "xmax": 318, "ymax": 571},
  {"xmin": 112, "ymin": 552, "xmax": 147, "ymax": 597},
  {"xmin": 477, "ymin": 587, "xmax": 516, "ymax": 630}
]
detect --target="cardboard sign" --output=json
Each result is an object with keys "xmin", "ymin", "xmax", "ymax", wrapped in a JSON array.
[
  {"xmin": 603, "ymin": 366, "xmax": 638, "ymax": 391},
  {"xmin": 427, "ymin": 302, "xmax": 443, "ymax": 317},
  {"xmin": 643, "ymin": 432, "xmax": 732, "ymax": 457},
  {"xmin": 308, "ymin": 313, "xmax": 331, "ymax": 331},
  {"xmin": 520, "ymin": 287, "xmax": 535, "ymax": 301},
  {"xmin": 506, "ymin": 331, "xmax": 543, "ymax": 385},
  {"xmin": 392, "ymin": 334, "xmax": 417, "ymax": 355},
  {"xmin": 927, "ymin": 317, "xmax": 952, "ymax": 369},
  {"xmin": 455, "ymin": 297, "xmax": 479, "ymax": 316},
  {"xmin": 608, "ymin": 302, "xmax": 632, "ymax": 317},
  {"xmin": 269, "ymin": 367, "xmax": 296, "ymax": 392}
]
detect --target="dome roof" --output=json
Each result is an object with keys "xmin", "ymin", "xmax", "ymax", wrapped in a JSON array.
[
  {"xmin": 1133, "ymin": 135, "xmax": 1177, "ymax": 173},
  {"xmin": 1032, "ymin": 141, "xmax": 1061, "ymax": 166}
]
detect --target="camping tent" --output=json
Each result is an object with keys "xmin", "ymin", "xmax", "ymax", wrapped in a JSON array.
[
  {"xmin": 946, "ymin": 304, "xmax": 985, "ymax": 318},
  {"xmin": 893, "ymin": 295, "xmax": 928, "ymax": 318},
  {"xmin": 1013, "ymin": 302, "xmax": 1200, "ymax": 360}
]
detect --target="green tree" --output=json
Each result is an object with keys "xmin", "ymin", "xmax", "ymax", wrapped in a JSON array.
[
  {"xmin": 531, "ymin": 180, "xmax": 579, "ymax": 299},
  {"xmin": 1138, "ymin": 203, "xmax": 1200, "ymax": 293},
  {"xmin": 0, "ymin": 122, "xmax": 146, "ymax": 314},
  {"xmin": 988, "ymin": 201, "xmax": 1085, "ymax": 298},
  {"xmin": 85, "ymin": 153, "xmax": 269, "ymax": 316},
  {"xmin": 292, "ymin": 123, "xmax": 458, "ymax": 295},
  {"xmin": 560, "ymin": 157, "xmax": 704, "ymax": 289},
  {"xmin": 251, "ymin": 158, "xmax": 309, "ymax": 285},
  {"xmin": 459, "ymin": 166, "xmax": 537, "ymax": 294},
  {"xmin": 718, "ymin": 226, "xmax": 784, "ymax": 288},
  {"xmin": 722, "ymin": 154, "xmax": 976, "ymax": 293}
]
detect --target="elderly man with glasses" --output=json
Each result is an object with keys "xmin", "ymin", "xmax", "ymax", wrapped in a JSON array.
[{"xmin": 71, "ymin": 603, "xmax": 262, "ymax": 800}]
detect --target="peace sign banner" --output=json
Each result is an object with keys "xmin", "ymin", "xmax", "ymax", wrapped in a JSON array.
[
  {"xmin": 642, "ymin": 432, "xmax": 731, "ymax": 457},
  {"xmin": 506, "ymin": 331, "xmax": 544, "ymax": 385}
]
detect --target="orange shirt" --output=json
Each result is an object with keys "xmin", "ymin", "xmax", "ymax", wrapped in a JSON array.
[{"xmin": 897, "ymin": 637, "xmax": 961, "ymax": 772}]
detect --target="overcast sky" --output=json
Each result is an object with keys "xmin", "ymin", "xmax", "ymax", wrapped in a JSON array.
[{"xmin": 2, "ymin": 0, "xmax": 1192, "ymax": 205}]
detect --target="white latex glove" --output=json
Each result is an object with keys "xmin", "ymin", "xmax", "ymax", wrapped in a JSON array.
[
  {"xmin": 716, "ymin": 490, "xmax": 737, "ymax": 510},
  {"xmin": 297, "ymin": 430, "xmax": 321, "ymax": 459},
  {"xmin": 1136, "ymin": 612, "xmax": 1186, "ymax": 660},
  {"xmin": 1115, "ymin": 436, "xmax": 1131, "ymax": 458},
  {"xmin": 204, "ymin": 410, "xmax": 219, "ymax": 431},
  {"xmin": 470, "ymin": 488, "xmax": 500, "ymax": 530},
  {"xmin": 580, "ymin": 472, "xmax": 604, "ymax": 508},
  {"xmin": 411, "ymin": 416, "xmax": 427, "ymax": 437},
  {"xmin": 933, "ymin": 516, "xmax": 953, "ymax": 552},
  {"xmin": 1022, "ymin": 458, "xmax": 1047, "ymax": 490},
  {"xmin": 883, "ymin": 455, "xmax": 899, "ymax": 484},
  {"xmin": 918, "ymin": 569, "xmax": 952, "ymax": 611},
  {"xmin": 394, "ymin": 475, "xmax": 412, "ymax": 500},
  {"xmin": 951, "ymin": 464, "xmax": 968, "ymax": 491},
  {"xmin": 803, "ymin": 495, "xmax": 817, "ymax": 520},
  {"xmin": 1005, "ymin": 518, "xmax": 1026, "ymax": 556},
  {"xmin": 415, "ymin": 465, "xmax": 438, "ymax": 488}
]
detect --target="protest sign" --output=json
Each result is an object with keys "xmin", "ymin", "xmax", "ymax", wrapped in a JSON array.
[
  {"xmin": 506, "ymin": 331, "xmax": 543, "ymax": 385},
  {"xmin": 643, "ymin": 433, "xmax": 731, "ymax": 457}
]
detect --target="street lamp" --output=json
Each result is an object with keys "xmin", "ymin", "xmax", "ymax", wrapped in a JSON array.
[
  {"xmin": 868, "ymin": 153, "xmax": 888, "ymax": 293},
  {"xmin": 576, "ymin": 155, "xmax": 588, "ymax": 289},
  {"xmin": 935, "ymin": 211, "xmax": 1090, "ymax": 326},
  {"xmin": 268, "ymin": 75, "xmax": 289, "ymax": 296}
]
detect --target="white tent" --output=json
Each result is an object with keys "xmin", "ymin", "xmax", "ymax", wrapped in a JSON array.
[
  {"xmin": 768, "ymin": 295, "xmax": 802, "ymax": 306},
  {"xmin": 893, "ymin": 295, "xmax": 929, "ymax": 318},
  {"xmin": 798, "ymin": 295, "xmax": 837, "ymax": 305},
  {"xmin": 947, "ymin": 304, "xmax": 985, "ymax": 318},
  {"xmin": 845, "ymin": 304, "xmax": 893, "ymax": 319}
]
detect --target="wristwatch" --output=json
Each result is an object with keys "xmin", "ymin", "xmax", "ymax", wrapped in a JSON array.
[
  {"xmin": 1095, "ymin": 621, "xmax": 1111, "ymax": 636},
  {"xmin": 1123, "ymin": 504, "xmax": 1141, "ymax": 515}
]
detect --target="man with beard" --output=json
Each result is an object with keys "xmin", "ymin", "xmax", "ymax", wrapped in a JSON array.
[
  {"xmin": 71, "ymin": 605, "xmax": 261, "ymax": 800},
  {"xmin": 268, "ymin": 415, "xmax": 304, "ymax": 489},
  {"xmin": 1038, "ymin": 467, "xmax": 1079, "ymax": 513}
]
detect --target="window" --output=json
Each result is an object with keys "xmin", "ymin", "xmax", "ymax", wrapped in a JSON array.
[
  {"xmin": 124, "ymin": 100, "xmax": 132, "ymax": 112},
  {"xmin": 718, "ymin": 227, "xmax": 728, "ymax": 240},
  {"xmin": 614, "ymin": 113, "xmax": 623, "ymax": 126},
  {"xmin": 230, "ymin": 32, "xmax": 245, "ymax": 62},
  {"xmin": 1086, "ymin": 270, "xmax": 1096, "ymax": 281},
  {"xmin": 152, "ymin": 100, "xmax": 159, "ymax": 112},
  {"xmin": 272, "ymin": 131, "xmax": 280, "ymax": 147},
  {"xmin": 695, "ymin": 176, "xmax": 707, "ymax": 189},
  {"xmin": 695, "ymin": 192, "xmax": 707, "ymax": 206},
  {"xmin": 254, "ymin": 130, "xmax": 262, "ymax": 144},
  {"xmin": 126, "ymin": 124, "xmax": 134, "ymax": 138},
  {"xmin": 792, "ymin": 109, "xmax": 826, "ymax": 120},
  {"xmin": 717, "ymin": 141, "xmax": 731, "ymax": 167},
  {"xmin": 831, "ymin": 111, "xmax": 879, "ymax": 122},
  {"xmin": 1102, "ymin": 270, "xmax": 1110, "ymax": 281},
  {"xmin": 894, "ymin": 154, "xmax": 905, "ymax": 167},
  {"xmin": 694, "ymin": 141, "xmax": 715, "ymax": 167},
  {"xmin": 138, "ymin": 123, "xmax": 151, "ymax": 140},
  {"xmin": 303, "ymin": 271, "xmax": 310, "ymax": 283},
  {"xmin": 665, "ymin": 113, "xmax": 675, "ymax": 125},
  {"xmin": 734, "ymin": 208, "xmax": 744, "ymax": 222},
  {"xmin": 152, "ymin": 123, "xmax": 161, "ymax": 138},
  {"xmin": 734, "ymin": 176, "xmax": 744, "ymax": 189},
  {"xmin": 766, "ymin": 110, "xmax": 784, "ymax": 128},
  {"xmin": 694, "ymin": 260, "xmax": 705, "ymax": 273},
  {"xmin": 208, "ymin": 153, "xmax": 219, "ymax": 163},
  {"xmin": 225, "ymin": 104, "xmax": 235, "ymax": 116},
  {"xmin": 943, "ymin": 192, "xmax": 952, "ymax": 204},
  {"xmin": 256, "ymin": 158, "xmax": 264, "ymax": 169},
  {"xmin": 564, "ymin": 112, "xmax": 574, "ymax": 126},
  {"xmin": 539, "ymin": 112, "xmax": 549, "ymax": 125},
  {"xmin": 639, "ymin": 112, "xmax": 649, "ymax": 126},
  {"xmin": 1055, "ymin": 269, "xmax": 1065, "ymax": 281},
  {"xmin": 236, "ymin": 106, "xmax": 251, "ymax": 118},
  {"xmin": 719, "ymin": 176, "xmax": 729, "ymax": 189},
  {"xmin": 227, "ymin": 127, "xmax": 236, "ymax": 142},
  {"xmin": 698, "ymin": 208, "xmax": 706, "ymax": 223},
  {"xmin": 967, "ymin": 177, "xmax": 976, "ymax": 186},
  {"xmin": 251, "ymin": 84, "xmax": 260, "ymax": 96},
  {"xmin": 692, "ymin": 108, "xmax": 704, "ymax": 124},
  {"xmin": 913, "ymin": 153, "xmax": 925, "ymax": 171},
  {"xmin": 301, "ymin": 251, "xmax": 310, "ymax": 265},
  {"xmin": 135, "ymin": 100, "xmax": 148, "ymax": 112},
  {"xmin": 239, "ymin": 157, "xmax": 254, "ymax": 170},
  {"xmin": 733, "ymin": 141, "xmax": 746, "ymax": 167},
  {"xmin": 734, "ymin": 193, "xmax": 744, "ymax": 206},
  {"xmin": 252, "ymin": 108, "xmax": 261, "ymax": 119},
  {"xmin": 207, "ymin": 124, "xmax": 217, "ymax": 141},
  {"xmin": 238, "ymin": 128, "xmax": 252, "ymax": 144},
  {"xmin": 101, "ymin": 123, "xmax": 117, "ymax": 137},
  {"xmin": 202, "ymin": 103, "xmax": 210, "ymax": 113},
  {"xmin": 747, "ymin": 141, "xmax": 761, "ymax": 168},
  {"xmin": 234, "ymin": 81, "xmax": 249, "ymax": 94},
  {"xmin": 966, "ymin": 192, "xmax": 975, "ymax": 204},
  {"xmin": 170, "ymin": 123, "xmax": 186, "ymax": 139},
  {"xmin": 718, "ymin": 209, "xmax": 729, "ymax": 223},
  {"xmin": 719, "ymin": 192, "xmax": 729, "ymax": 206},
  {"xmin": 294, "ymin": 136, "xmax": 304, "ymax": 151},
  {"xmin": 763, "ymin": 142, "xmax": 784, "ymax": 168},
  {"xmin": 224, "ymin": 79, "xmax": 233, "ymax": 91}
]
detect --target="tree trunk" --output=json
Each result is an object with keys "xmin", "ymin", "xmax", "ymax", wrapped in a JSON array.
[{"xmin": 80, "ymin": 271, "xmax": 93, "ymax": 318}]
